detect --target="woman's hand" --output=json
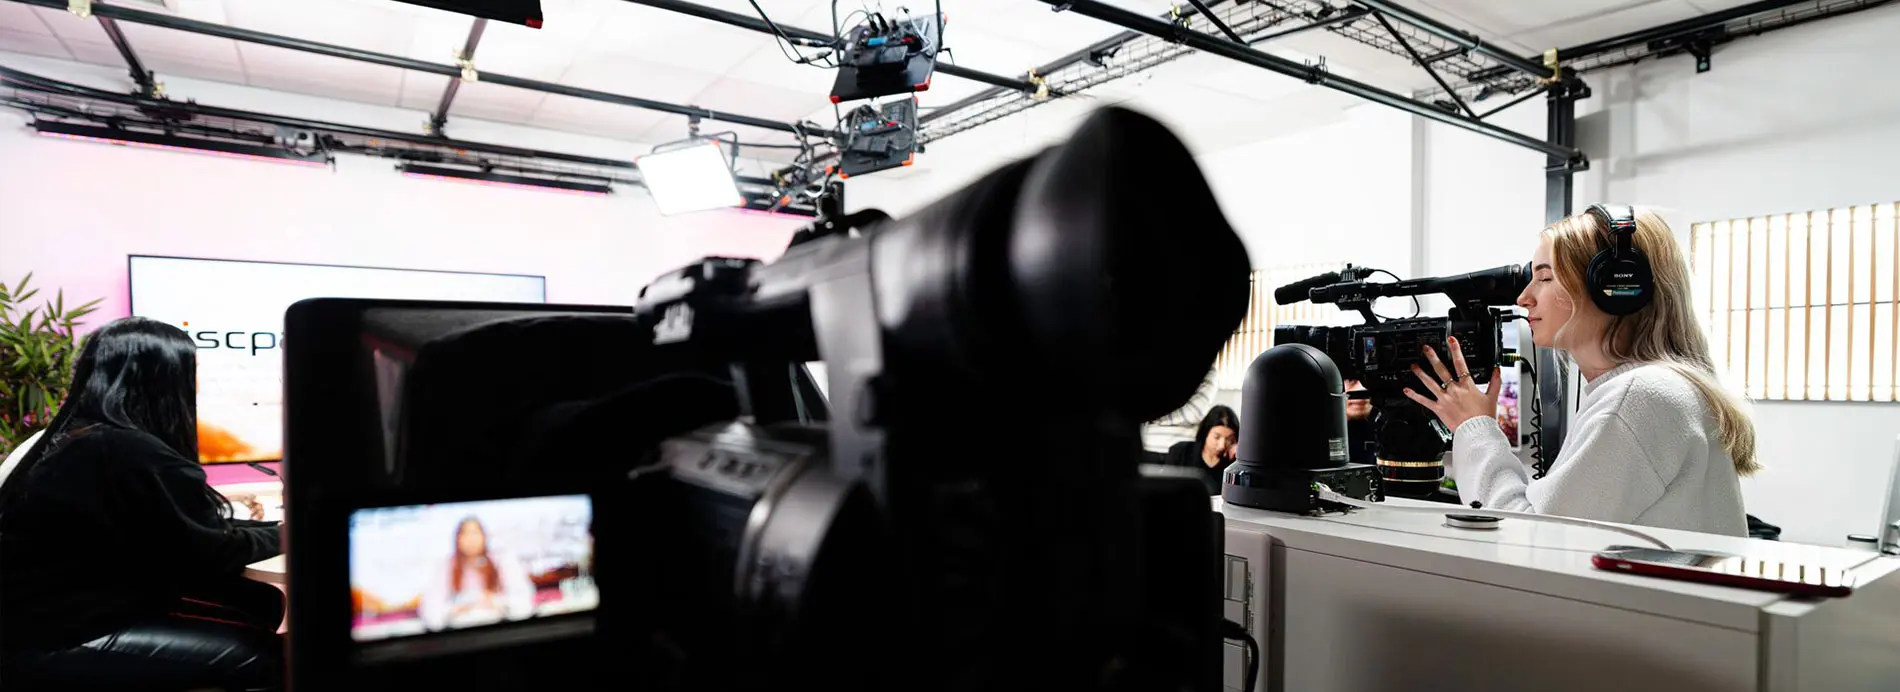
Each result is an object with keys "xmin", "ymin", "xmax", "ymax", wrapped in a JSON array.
[{"xmin": 1402, "ymin": 337, "xmax": 1502, "ymax": 432}]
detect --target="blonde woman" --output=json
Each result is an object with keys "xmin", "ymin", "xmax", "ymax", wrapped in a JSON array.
[{"xmin": 1405, "ymin": 205, "xmax": 1757, "ymax": 536}]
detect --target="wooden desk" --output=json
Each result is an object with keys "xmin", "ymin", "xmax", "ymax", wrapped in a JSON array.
[
  {"xmin": 245, "ymin": 555, "xmax": 286, "ymax": 585},
  {"xmin": 245, "ymin": 555, "xmax": 289, "ymax": 634}
]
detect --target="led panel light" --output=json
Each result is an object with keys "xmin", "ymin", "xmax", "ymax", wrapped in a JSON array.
[
  {"xmin": 637, "ymin": 143, "xmax": 744, "ymax": 216},
  {"xmin": 32, "ymin": 120, "xmax": 332, "ymax": 167},
  {"xmin": 397, "ymin": 163, "xmax": 613, "ymax": 196}
]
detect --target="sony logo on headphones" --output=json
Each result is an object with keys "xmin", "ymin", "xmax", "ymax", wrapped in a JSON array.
[{"xmin": 1613, "ymin": 273, "xmax": 1634, "ymax": 279}]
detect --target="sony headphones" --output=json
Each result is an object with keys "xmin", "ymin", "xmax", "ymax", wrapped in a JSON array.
[{"xmin": 1583, "ymin": 203, "xmax": 1654, "ymax": 316}]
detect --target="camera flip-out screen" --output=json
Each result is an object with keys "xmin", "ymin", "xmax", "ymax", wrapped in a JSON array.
[{"xmin": 349, "ymin": 495, "xmax": 597, "ymax": 644}]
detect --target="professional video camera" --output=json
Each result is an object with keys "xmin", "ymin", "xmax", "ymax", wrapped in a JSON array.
[
  {"xmin": 282, "ymin": 107, "xmax": 1251, "ymax": 691},
  {"xmin": 1271, "ymin": 263, "xmax": 1527, "ymax": 498}
]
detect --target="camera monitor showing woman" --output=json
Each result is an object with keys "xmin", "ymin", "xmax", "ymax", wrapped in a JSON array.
[{"xmin": 349, "ymin": 495, "xmax": 598, "ymax": 642}]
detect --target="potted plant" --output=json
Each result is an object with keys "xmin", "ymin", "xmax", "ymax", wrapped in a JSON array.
[{"xmin": 0, "ymin": 274, "xmax": 101, "ymax": 457}]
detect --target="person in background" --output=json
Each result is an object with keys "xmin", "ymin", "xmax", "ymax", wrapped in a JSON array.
[
  {"xmin": 1343, "ymin": 379, "xmax": 1378, "ymax": 466},
  {"xmin": 419, "ymin": 516, "xmax": 536, "ymax": 631},
  {"xmin": 1166, "ymin": 405, "xmax": 1239, "ymax": 494},
  {"xmin": 0, "ymin": 317, "xmax": 284, "ymax": 691},
  {"xmin": 1403, "ymin": 206, "xmax": 1755, "ymax": 536}
]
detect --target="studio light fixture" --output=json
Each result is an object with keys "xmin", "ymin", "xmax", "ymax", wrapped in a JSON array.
[
  {"xmin": 636, "ymin": 141, "xmax": 744, "ymax": 216},
  {"xmin": 31, "ymin": 120, "xmax": 332, "ymax": 167},
  {"xmin": 396, "ymin": 163, "xmax": 613, "ymax": 196}
]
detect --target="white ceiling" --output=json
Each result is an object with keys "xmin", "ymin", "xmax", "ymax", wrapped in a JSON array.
[{"xmin": 0, "ymin": 0, "xmax": 1782, "ymax": 158}]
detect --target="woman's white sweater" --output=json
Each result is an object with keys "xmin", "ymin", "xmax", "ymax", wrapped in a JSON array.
[{"xmin": 1452, "ymin": 362, "xmax": 1748, "ymax": 537}]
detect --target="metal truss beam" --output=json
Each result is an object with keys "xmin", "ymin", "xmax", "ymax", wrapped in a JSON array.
[
  {"xmin": 1420, "ymin": 0, "xmax": 1891, "ymax": 100},
  {"xmin": 1030, "ymin": 0, "xmax": 1581, "ymax": 161},
  {"xmin": 4, "ymin": 0, "xmax": 823, "ymax": 137}
]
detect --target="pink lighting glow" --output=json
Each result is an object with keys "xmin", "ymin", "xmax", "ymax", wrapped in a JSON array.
[
  {"xmin": 35, "ymin": 131, "xmax": 332, "ymax": 168},
  {"xmin": 399, "ymin": 171, "xmax": 612, "ymax": 197}
]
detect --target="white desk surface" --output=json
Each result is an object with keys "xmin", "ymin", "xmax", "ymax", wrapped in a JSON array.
[{"xmin": 1216, "ymin": 497, "xmax": 1900, "ymax": 632}]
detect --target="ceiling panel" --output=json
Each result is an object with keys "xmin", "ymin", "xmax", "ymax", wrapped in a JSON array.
[
  {"xmin": 223, "ymin": 0, "xmax": 428, "ymax": 57},
  {"xmin": 943, "ymin": 0, "xmax": 1155, "ymax": 52},
  {"xmin": 168, "ymin": 0, "xmax": 231, "ymax": 24},
  {"xmin": 559, "ymin": 50, "xmax": 723, "ymax": 104},
  {"xmin": 239, "ymin": 43, "xmax": 407, "ymax": 107},
  {"xmin": 0, "ymin": 26, "xmax": 69, "ymax": 59},
  {"xmin": 469, "ymin": 18, "xmax": 585, "ymax": 82},
  {"xmin": 397, "ymin": 71, "xmax": 451, "ymax": 111},
  {"xmin": 61, "ymin": 37, "xmax": 126, "ymax": 68},
  {"xmin": 528, "ymin": 91, "xmax": 675, "ymax": 141},
  {"xmin": 399, "ymin": 11, "xmax": 478, "ymax": 67},
  {"xmin": 690, "ymin": 76, "xmax": 826, "ymax": 122},
  {"xmin": 0, "ymin": 3, "xmax": 48, "ymax": 34},
  {"xmin": 29, "ymin": 6, "xmax": 102, "ymax": 41},
  {"xmin": 1503, "ymin": 0, "xmax": 1702, "ymax": 51},
  {"xmin": 117, "ymin": 22, "xmax": 247, "ymax": 84},
  {"xmin": 719, "ymin": 43, "xmax": 837, "ymax": 96},
  {"xmin": 1410, "ymin": 0, "xmax": 1641, "ymax": 36},
  {"xmin": 447, "ymin": 79, "xmax": 548, "ymax": 123},
  {"xmin": 581, "ymin": 2, "xmax": 757, "ymax": 74}
]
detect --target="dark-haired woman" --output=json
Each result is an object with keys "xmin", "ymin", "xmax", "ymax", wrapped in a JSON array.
[
  {"xmin": 1166, "ymin": 405, "xmax": 1239, "ymax": 494},
  {"xmin": 0, "ymin": 317, "xmax": 284, "ymax": 691}
]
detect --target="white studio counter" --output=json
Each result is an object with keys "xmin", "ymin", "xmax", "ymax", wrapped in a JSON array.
[{"xmin": 1217, "ymin": 497, "xmax": 1900, "ymax": 692}]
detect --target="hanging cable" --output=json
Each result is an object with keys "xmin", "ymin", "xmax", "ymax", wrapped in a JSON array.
[{"xmin": 749, "ymin": 0, "xmax": 837, "ymax": 67}]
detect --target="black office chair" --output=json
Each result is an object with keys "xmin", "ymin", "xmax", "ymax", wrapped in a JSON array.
[{"xmin": 1747, "ymin": 515, "xmax": 1782, "ymax": 541}]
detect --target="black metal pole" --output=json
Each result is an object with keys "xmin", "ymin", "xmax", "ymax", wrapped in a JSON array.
[
  {"xmin": 611, "ymin": 0, "xmax": 1040, "ymax": 93},
  {"xmin": 1353, "ymin": 0, "xmax": 1548, "ymax": 78},
  {"xmin": 94, "ymin": 17, "xmax": 154, "ymax": 95},
  {"xmin": 1244, "ymin": 6, "xmax": 1369, "ymax": 46},
  {"xmin": 5, "ymin": 0, "xmax": 815, "ymax": 135},
  {"xmin": 1034, "ymin": 0, "xmax": 1581, "ymax": 161},
  {"xmin": 1475, "ymin": 84, "xmax": 1545, "ymax": 120},
  {"xmin": 1182, "ymin": 0, "xmax": 1245, "ymax": 43},
  {"xmin": 428, "ymin": 19, "xmax": 487, "ymax": 136},
  {"xmin": 921, "ymin": 0, "xmax": 1233, "ymax": 124},
  {"xmin": 1534, "ymin": 75, "xmax": 1586, "ymax": 474},
  {"xmin": 1371, "ymin": 11, "xmax": 1469, "ymax": 117}
]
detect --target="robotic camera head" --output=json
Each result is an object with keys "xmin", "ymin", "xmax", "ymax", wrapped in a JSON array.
[{"xmin": 282, "ymin": 106, "xmax": 1252, "ymax": 692}]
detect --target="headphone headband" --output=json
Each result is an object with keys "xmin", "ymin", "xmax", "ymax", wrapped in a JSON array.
[{"xmin": 1587, "ymin": 203, "xmax": 1637, "ymax": 257}]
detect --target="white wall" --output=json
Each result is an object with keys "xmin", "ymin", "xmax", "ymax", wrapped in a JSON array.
[
  {"xmin": 1421, "ymin": 3, "xmax": 1900, "ymax": 546},
  {"xmin": 0, "ymin": 52, "xmax": 804, "ymax": 325}
]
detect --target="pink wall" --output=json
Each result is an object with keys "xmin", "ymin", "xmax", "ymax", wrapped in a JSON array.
[{"xmin": 0, "ymin": 113, "xmax": 802, "ymax": 331}]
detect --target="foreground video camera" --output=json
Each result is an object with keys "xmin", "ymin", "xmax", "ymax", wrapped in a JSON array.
[
  {"xmin": 1270, "ymin": 264, "xmax": 1526, "ymax": 498},
  {"xmin": 282, "ymin": 107, "xmax": 1251, "ymax": 691}
]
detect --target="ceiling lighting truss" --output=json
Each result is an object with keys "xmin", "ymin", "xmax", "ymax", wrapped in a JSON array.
[
  {"xmin": 0, "ymin": 65, "xmax": 820, "ymax": 215},
  {"xmin": 920, "ymin": 0, "xmax": 1550, "ymax": 144},
  {"xmin": 1415, "ymin": 0, "xmax": 1895, "ymax": 102}
]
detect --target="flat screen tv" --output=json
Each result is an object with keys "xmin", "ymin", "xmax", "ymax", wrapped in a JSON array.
[{"xmin": 129, "ymin": 256, "xmax": 547, "ymax": 463}]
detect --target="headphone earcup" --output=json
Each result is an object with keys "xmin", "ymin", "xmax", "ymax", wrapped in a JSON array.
[{"xmin": 1586, "ymin": 249, "xmax": 1654, "ymax": 316}]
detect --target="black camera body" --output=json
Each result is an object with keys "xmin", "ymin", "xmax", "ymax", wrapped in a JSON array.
[
  {"xmin": 1272, "ymin": 264, "xmax": 1526, "ymax": 498},
  {"xmin": 1276, "ymin": 312, "xmax": 1507, "ymax": 407},
  {"xmin": 283, "ymin": 107, "xmax": 1249, "ymax": 692}
]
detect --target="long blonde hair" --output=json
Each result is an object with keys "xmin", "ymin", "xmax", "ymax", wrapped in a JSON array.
[{"xmin": 1543, "ymin": 207, "xmax": 1760, "ymax": 476}]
